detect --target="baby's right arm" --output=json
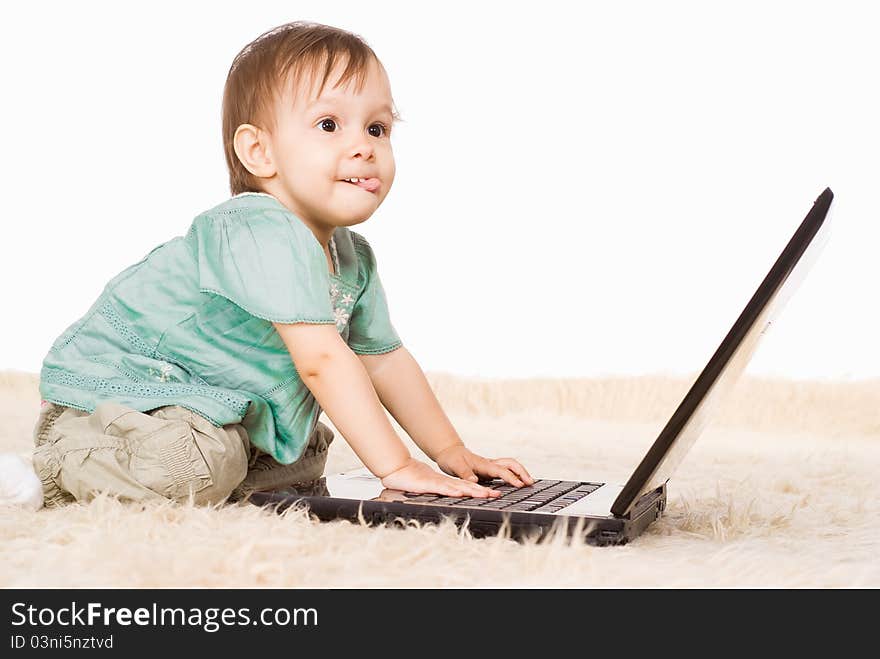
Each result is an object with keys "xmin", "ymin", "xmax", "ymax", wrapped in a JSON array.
[{"xmin": 272, "ymin": 323, "xmax": 500, "ymax": 498}]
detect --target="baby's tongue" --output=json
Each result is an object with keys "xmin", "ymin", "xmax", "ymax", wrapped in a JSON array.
[{"xmin": 356, "ymin": 178, "xmax": 380, "ymax": 192}]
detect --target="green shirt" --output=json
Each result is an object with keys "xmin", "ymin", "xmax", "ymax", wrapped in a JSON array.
[{"xmin": 39, "ymin": 192, "xmax": 402, "ymax": 464}]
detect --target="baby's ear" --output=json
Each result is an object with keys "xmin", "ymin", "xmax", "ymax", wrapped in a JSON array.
[{"xmin": 233, "ymin": 123, "xmax": 276, "ymax": 178}]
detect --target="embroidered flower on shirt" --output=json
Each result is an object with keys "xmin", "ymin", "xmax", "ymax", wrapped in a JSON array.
[
  {"xmin": 334, "ymin": 307, "xmax": 350, "ymax": 328},
  {"xmin": 148, "ymin": 361, "xmax": 174, "ymax": 383},
  {"xmin": 330, "ymin": 277, "xmax": 355, "ymax": 330}
]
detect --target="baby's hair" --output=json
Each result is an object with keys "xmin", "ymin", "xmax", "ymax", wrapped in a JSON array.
[{"xmin": 221, "ymin": 21, "xmax": 402, "ymax": 196}]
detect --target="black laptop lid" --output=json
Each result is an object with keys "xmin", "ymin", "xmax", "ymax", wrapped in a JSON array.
[{"xmin": 610, "ymin": 188, "xmax": 834, "ymax": 518}]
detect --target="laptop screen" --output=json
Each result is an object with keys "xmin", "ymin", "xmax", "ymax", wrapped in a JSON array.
[{"xmin": 610, "ymin": 188, "xmax": 834, "ymax": 517}]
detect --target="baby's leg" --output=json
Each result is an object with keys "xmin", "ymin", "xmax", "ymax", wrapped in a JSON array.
[
  {"xmin": 32, "ymin": 402, "xmax": 249, "ymax": 506},
  {"xmin": 231, "ymin": 421, "xmax": 334, "ymax": 498}
]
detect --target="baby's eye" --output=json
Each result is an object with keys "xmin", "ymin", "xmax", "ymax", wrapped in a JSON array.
[
  {"xmin": 368, "ymin": 123, "xmax": 389, "ymax": 138},
  {"xmin": 318, "ymin": 118, "xmax": 389, "ymax": 137}
]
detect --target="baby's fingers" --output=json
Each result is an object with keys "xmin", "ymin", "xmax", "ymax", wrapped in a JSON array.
[
  {"xmin": 439, "ymin": 474, "xmax": 500, "ymax": 499},
  {"xmin": 493, "ymin": 458, "xmax": 534, "ymax": 485},
  {"xmin": 440, "ymin": 454, "xmax": 479, "ymax": 483},
  {"xmin": 478, "ymin": 462, "xmax": 525, "ymax": 488}
]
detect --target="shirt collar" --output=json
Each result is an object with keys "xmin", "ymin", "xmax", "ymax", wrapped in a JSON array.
[{"xmin": 225, "ymin": 192, "xmax": 358, "ymax": 285}]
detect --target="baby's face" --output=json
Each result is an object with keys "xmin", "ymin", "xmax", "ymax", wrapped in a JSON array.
[{"xmin": 262, "ymin": 57, "xmax": 396, "ymax": 235}]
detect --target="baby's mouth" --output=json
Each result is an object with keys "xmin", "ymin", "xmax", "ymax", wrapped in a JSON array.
[{"xmin": 339, "ymin": 177, "xmax": 381, "ymax": 193}]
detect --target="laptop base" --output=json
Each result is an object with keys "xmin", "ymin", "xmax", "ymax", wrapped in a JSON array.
[{"xmin": 247, "ymin": 482, "xmax": 666, "ymax": 545}]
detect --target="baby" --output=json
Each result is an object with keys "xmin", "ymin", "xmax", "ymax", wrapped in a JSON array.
[{"xmin": 22, "ymin": 21, "xmax": 533, "ymax": 508}]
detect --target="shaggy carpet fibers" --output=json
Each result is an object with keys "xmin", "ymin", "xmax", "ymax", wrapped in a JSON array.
[{"xmin": 1, "ymin": 369, "xmax": 877, "ymax": 588}]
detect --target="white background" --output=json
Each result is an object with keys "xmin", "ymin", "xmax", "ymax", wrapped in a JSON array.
[{"xmin": 1, "ymin": 1, "xmax": 877, "ymax": 381}]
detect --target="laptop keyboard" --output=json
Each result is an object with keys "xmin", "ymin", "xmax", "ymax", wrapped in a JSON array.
[{"xmin": 400, "ymin": 479, "xmax": 602, "ymax": 513}]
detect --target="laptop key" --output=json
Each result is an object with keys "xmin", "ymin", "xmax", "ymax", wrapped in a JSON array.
[
  {"xmin": 479, "ymin": 501, "xmax": 514, "ymax": 510},
  {"xmin": 402, "ymin": 494, "xmax": 441, "ymax": 503},
  {"xmin": 432, "ymin": 497, "xmax": 467, "ymax": 505}
]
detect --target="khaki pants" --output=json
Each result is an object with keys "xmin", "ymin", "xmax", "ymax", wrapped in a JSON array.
[{"xmin": 32, "ymin": 402, "xmax": 334, "ymax": 507}]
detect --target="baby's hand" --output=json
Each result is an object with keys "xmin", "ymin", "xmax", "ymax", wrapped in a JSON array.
[
  {"xmin": 434, "ymin": 444, "xmax": 534, "ymax": 488},
  {"xmin": 380, "ymin": 459, "xmax": 501, "ymax": 498}
]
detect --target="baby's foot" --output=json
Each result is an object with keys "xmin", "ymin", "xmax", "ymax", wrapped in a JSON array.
[{"xmin": 0, "ymin": 453, "xmax": 44, "ymax": 510}]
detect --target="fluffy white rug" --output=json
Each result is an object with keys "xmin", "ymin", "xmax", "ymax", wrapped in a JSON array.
[{"xmin": 1, "ymin": 369, "xmax": 877, "ymax": 588}]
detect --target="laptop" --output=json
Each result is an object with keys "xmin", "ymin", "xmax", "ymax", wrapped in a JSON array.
[{"xmin": 249, "ymin": 188, "xmax": 834, "ymax": 545}]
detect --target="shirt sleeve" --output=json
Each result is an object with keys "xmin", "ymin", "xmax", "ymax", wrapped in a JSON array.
[
  {"xmin": 190, "ymin": 208, "xmax": 335, "ymax": 324},
  {"xmin": 347, "ymin": 233, "xmax": 402, "ymax": 354}
]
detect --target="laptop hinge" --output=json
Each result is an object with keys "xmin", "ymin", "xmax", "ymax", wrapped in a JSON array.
[{"xmin": 619, "ymin": 483, "xmax": 666, "ymax": 520}]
